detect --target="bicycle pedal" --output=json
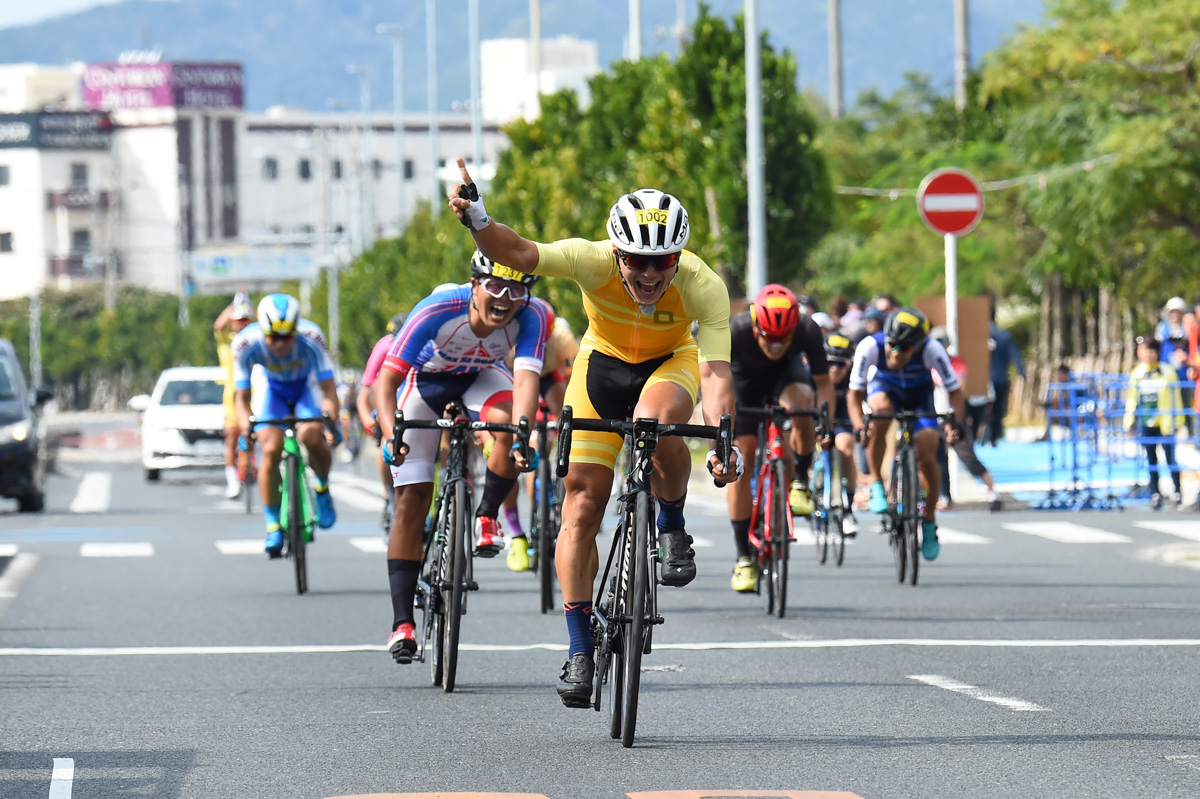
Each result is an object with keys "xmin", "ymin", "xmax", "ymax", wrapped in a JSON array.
[{"xmin": 467, "ymin": 581, "xmax": 479, "ymax": 591}]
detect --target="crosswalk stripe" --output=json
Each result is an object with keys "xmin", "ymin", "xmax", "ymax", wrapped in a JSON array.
[
  {"xmin": 80, "ymin": 542, "xmax": 154, "ymax": 557},
  {"xmin": 938, "ymin": 528, "xmax": 990, "ymax": 545},
  {"xmin": 1134, "ymin": 521, "xmax": 1200, "ymax": 543},
  {"xmin": 69, "ymin": 472, "xmax": 111, "ymax": 514},
  {"xmin": 1003, "ymin": 521, "xmax": 1131, "ymax": 544},
  {"xmin": 349, "ymin": 537, "xmax": 388, "ymax": 553},
  {"xmin": 0, "ymin": 544, "xmax": 18, "ymax": 557},
  {"xmin": 215, "ymin": 539, "xmax": 265, "ymax": 555},
  {"xmin": 331, "ymin": 484, "xmax": 384, "ymax": 512}
]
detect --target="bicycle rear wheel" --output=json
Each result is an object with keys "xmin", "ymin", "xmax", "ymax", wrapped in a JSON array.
[
  {"xmin": 537, "ymin": 458, "xmax": 555, "ymax": 614},
  {"xmin": 904, "ymin": 447, "xmax": 921, "ymax": 586},
  {"xmin": 833, "ymin": 475, "xmax": 848, "ymax": 567},
  {"xmin": 620, "ymin": 491, "xmax": 650, "ymax": 748},
  {"xmin": 811, "ymin": 456, "xmax": 828, "ymax": 564},
  {"xmin": 758, "ymin": 467, "xmax": 775, "ymax": 615},
  {"xmin": 243, "ymin": 452, "xmax": 255, "ymax": 515},
  {"xmin": 770, "ymin": 459, "xmax": 790, "ymax": 618},
  {"xmin": 443, "ymin": 479, "xmax": 469, "ymax": 692},
  {"xmin": 286, "ymin": 456, "xmax": 307, "ymax": 595}
]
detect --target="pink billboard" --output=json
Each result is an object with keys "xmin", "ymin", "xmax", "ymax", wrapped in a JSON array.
[{"xmin": 82, "ymin": 62, "xmax": 244, "ymax": 110}]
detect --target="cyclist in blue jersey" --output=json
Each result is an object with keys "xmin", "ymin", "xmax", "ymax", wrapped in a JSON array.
[
  {"xmin": 846, "ymin": 308, "xmax": 965, "ymax": 561},
  {"xmin": 233, "ymin": 294, "xmax": 341, "ymax": 557},
  {"xmin": 374, "ymin": 252, "xmax": 549, "ymax": 664}
]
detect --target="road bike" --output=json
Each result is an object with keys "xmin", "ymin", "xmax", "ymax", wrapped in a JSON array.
[
  {"xmin": 737, "ymin": 405, "xmax": 817, "ymax": 618},
  {"xmin": 247, "ymin": 411, "xmax": 338, "ymax": 595},
  {"xmin": 392, "ymin": 403, "xmax": 530, "ymax": 693},
  {"xmin": 555, "ymin": 406, "xmax": 731, "ymax": 748},
  {"xmin": 810, "ymin": 402, "xmax": 853, "ymax": 568},
  {"xmin": 528, "ymin": 415, "xmax": 562, "ymax": 614},
  {"xmin": 239, "ymin": 446, "xmax": 257, "ymax": 515},
  {"xmin": 864, "ymin": 410, "xmax": 949, "ymax": 586}
]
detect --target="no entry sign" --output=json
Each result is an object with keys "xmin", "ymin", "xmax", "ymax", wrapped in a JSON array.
[{"xmin": 917, "ymin": 168, "xmax": 984, "ymax": 237}]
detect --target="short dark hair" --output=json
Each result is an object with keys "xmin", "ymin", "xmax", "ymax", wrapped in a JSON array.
[{"xmin": 1055, "ymin": 364, "xmax": 1070, "ymax": 374}]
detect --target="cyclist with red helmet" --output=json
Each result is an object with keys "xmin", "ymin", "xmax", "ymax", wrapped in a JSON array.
[{"xmin": 726, "ymin": 284, "xmax": 834, "ymax": 593}]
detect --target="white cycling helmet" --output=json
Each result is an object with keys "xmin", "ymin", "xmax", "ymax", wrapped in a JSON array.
[
  {"xmin": 257, "ymin": 293, "xmax": 301, "ymax": 336},
  {"xmin": 606, "ymin": 188, "xmax": 690, "ymax": 255}
]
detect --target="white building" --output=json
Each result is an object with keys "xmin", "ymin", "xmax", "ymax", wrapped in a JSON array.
[
  {"xmin": 481, "ymin": 36, "xmax": 600, "ymax": 124},
  {"xmin": 0, "ymin": 63, "xmax": 80, "ymax": 113}
]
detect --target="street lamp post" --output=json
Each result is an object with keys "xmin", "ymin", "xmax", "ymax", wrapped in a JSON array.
[
  {"xmin": 346, "ymin": 64, "xmax": 373, "ymax": 251},
  {"xmin": 425, "ymin": 0, "xmax": 441, "ymax": 212},
  {"xmin": 376, "ymin": 23, "xmax": 407, "ymax": 230},
  {"xmin": 744, "ymin": 0, "xmax": 767, "ymax": 296}
]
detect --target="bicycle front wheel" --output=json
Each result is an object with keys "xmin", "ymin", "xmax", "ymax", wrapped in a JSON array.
[
  {"xmin": 889, "ymin": 457, "xmax": 906, "ymax": 584},
  {"xmin": 537, "ymin": 458, "xmax": 555, "ymax": 614},
  {"xmin": 443, "ymin": 479, "xmax": 468, "ymax": 692},
  {"xmin": 620, "ymin": 491, "xmax": 650, "ymax": 748},
  {"xmin": 770, "ymin": 459, "xmax": 790, "ymax": 618},
  {"xmin": 833, "ymin": 475, "xmax": 848, "ymax": 567},
  {"xmin": 286, "ymin": 456, "xmax": 307, "ymax": 595},
  {"xmin": 812, "ymin": 457, "xmax": 828, "ymax": 564},
  {"xmin": 904, "ymin": 446, "xmax": 921, "ymax": 587}
]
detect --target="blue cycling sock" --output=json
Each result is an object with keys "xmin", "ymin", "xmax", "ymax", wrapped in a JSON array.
[
  {"xmin": 264, "ymin": 504, "xmax": 281, "ymax": 528},
  {"xmin": 564, "ymin": 601, "xmax": 593, "ymax": 656},
  {"xmin": 388, "ymin": 559, "xmax": 421, "ymax": 628},
  {"xmin": 657, "ymin": 494, "xmax": 686, "ymax": 531},
  {"xmin": 313, "ymin": 474, "xmax": 329, "ymax": 493}
]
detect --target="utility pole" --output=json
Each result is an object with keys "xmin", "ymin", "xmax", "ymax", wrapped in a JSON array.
[
  {"xmin": 177, "ymin": 163, "xmax": 190, "ymax": 327},
  {"xmin": 675, "ymin": 0, "xmax": 687, "ymax": 57},
  {"xmin": 744, "ymin": 0, "xmax": 767, "ymax": 296},
  {"xmin": 954, "ymin": 0, "xmax": 969, "ymax": 112},
  {"xmin": 29, "ymin": 290, "xmax": 42, "ymax": 387},
  {"xmin": 828, "ymin": 0, "xmax": 844, "ymax": 119},
  {"xmin": 377, "ymin": 24, "xmax": 407, "ymax": 231},
  {"xmin": 628, "ymin": 0, "xmax": 642, "ymax": 61},
  {"xmin": 468, "ymin": 0, "xmax": 483, "ymax": 170},
  {"xmin": 529, "ymin": 0, "xmax": 542, "ymax": 119},
  {"xmin": 425, "ymin": 0, "xmax": 442, "ymax": 213},
  {"xmin": 347, "ymin": 65, "xmax": 373, "ymax": 249}
]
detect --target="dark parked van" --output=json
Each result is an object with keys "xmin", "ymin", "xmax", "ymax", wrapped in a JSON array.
[{"xmin": 0, "ymin": 340, "xmax": 52, "ymax": 512}]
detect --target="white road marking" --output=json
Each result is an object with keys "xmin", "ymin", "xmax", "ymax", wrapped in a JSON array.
[
  {"xmin": 1164, "ymin": 755, "xmax": 1200, "ymax": 772},
  {"xmin": 216, "ymin": 539, "xmax": 266, "ymax": 555},
  {"xmin": 1003, "ymin": 521, "xmax": 1131, "ymax": 544},
  {"xmin": 1135, "ymin": 521, "xmax": 1200, "ymax": 543},
  {"xmin": 3, "ymin": 638, "xmax": 1200, "ymax": 657},
  {"xmin": 330, "ymin": 472, "xmax": 387, "ymax": 498},
  {"xmin": 80, "ymin": 542, "xmax": 154, "ymax": 558},
  {"xmin": 350, "ymin": 537, "xmax": 388, "ymax": 553},
  {"xmin": 689, "ymin": 535, "xmax": 714, "ymax": 548},
  {"xmin": 909, "ymin": 674, "xmax": 1049, "ymax": 712},
  {"xmin": 329, "ymin": 484, "xmax": 385, "ymax": 512},
  {"xmin": 49, "ymin": 757, "xmax": 73, "ymax": 799},
  {"xmin": 0, "ymin": 544, "xmax": 18, "ymax": 557},
  {"xmin": 69, "ymin": 472, "xmax": 111, "ymax": 514},
  {"xmin": 0, "ymin": 553, "xmax": 38, "ymax": 606},
  {"xmin": 937, "ymin": 528, "xmax": 990, "ymax": 545}
]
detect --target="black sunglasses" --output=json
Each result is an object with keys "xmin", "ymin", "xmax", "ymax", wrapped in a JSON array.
[{"xmin": 618, "ymin": 251, "xmax": 680, "ymax": 273}]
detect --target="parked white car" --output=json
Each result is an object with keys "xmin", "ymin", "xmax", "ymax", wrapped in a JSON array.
[{"xmin": 129, "ymin": 366, "xmax": 227, "ymax": 482}]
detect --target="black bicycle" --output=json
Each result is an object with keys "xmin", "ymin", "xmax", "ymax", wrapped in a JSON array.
[
  {"xmin": 528, "ymin": 415, "xmax": 563, "ymax": 614},
  {"xmin": 863, "ymin": 410, "xmax": 951, "ymax": 586},
  {"xmin": 556, "ymin": 407, "xmax": 732, "ymax": 748},
  {"xmin": 808, "ymin": 402, "xmax": 852, "ymax": 568},
  {"xmin": 392, "ymin": 404, "xmax": 530, "ymax": 693}
]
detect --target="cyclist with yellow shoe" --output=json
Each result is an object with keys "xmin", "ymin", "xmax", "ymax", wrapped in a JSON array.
[
  {"xmin": 726, "ymin": 284, "xmax": 834, "ymax": 593},
  {"xmin": 447, "ymin": 159, "xmax": 742, "ymax": 708}
]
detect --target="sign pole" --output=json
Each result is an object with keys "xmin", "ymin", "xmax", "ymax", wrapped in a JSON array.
[{"xmin": 945, "ymin": 232, "xmax": 958, "ymax": 356}]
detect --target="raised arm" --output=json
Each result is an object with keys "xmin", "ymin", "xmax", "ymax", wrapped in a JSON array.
[{"xmin": 447, "ymin": 157, "xmax": 540, "ymax": 272}]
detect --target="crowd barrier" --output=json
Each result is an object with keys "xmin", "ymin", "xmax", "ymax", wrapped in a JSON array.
[{"xmin": 1039, "ymin": 374, "xmax": 1198, "ymax": 510}]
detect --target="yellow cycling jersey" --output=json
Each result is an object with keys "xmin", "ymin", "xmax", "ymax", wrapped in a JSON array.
[{"xmin": 534, "ymin": 238, "xmax": 731, "ymax": 364}]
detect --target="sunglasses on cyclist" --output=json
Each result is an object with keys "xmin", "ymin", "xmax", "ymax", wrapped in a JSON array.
[
  {"xmin": 827, "ymin": 357, "xmax": 851, "ymax": 367},
  {"xmin": 617, "ymin": 250, "xmax": 680, "ymax": 273},
  {"xmin": 266, "ymin": 332, "xmax": 295, "ymax": 343},
  {"xmin": 757, "ymin": 329, "xmax": 792, "ymax": 345},
  {"xmin": 477, "ymin": 276, "xmax": 529, "ymax": 301},
  {"xmin": 885, "ymin": 338, "xmax": 913, "ymax": 353}
]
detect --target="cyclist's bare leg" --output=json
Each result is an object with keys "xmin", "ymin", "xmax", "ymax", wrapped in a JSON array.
[
  {"xmin": 223, "ymin": 425, "xmax": 239, "ymax": 470},
  {"xmin": 556, "ymin": 462, "xmax": 613, "ymax": 602},
  {"xmin": 865, "ymin": 393, "xmax": 895, "ymax": 483},
  {"xmin": 388, "ymin": 482, "xmax": 433, "ymax": 561},
  {"xmin": 634, "ymin": 381, "xmax": 695, "ymax": 502},
  {"xmin": 835, "ymin": 431, "xmax": 858, "ymax": 488},
  {"xmin": 377, "ymin": 448, "xmax": 391, "ymax": 494},
  {"xmin": 483, "ymin": 401, "xmax": 518, "ymax": 480},
  {"xmin": 256, "ymin": 427, "xmax": 285, "ymax": 506},
  {"xmin": 914, "ymin": 428, "xmax": 941, "ymax": 524},
  {"xmin": 727, "ymin": 433, "xmax": 758, "ymax": 521},
  {"xmin": 779, "ymin": 382, "xmax": 816, "ymax": 480},
  {"xmin": 298, "ymin": 422, "xmax": 332, "ymax": 481}
]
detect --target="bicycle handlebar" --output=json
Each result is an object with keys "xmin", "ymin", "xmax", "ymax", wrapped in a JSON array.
[
  {"xmin": 737, "ymin": 402, "xmax": 832, "ymax": 440},
  {"xmin": 390, "ymin": 408, "xmax": 532, "ymax": 469},
  {"xmin": 247, "ymin": 412, "xmax": 339, "ymax": 443}
]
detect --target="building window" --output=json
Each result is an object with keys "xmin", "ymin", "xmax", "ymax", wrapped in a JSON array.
[
  {"xmin": 262, "ymin": 157, "xmax": 278, "ymax": 181},
  {"xmin": 437, "ymin": 158, "xmax": 446, "ymax": 168},
  {"xmin": 70, "ymin": 163, "xmax": 88, "ymax": 188},
  {"xmin": 0, "ymin": 165, "xmax": 9, "ymax": 186},
  {"xmin": 299, "ymin": 224, "xmax": 314, "ymax": 235},
  {"xmin": 298, "ymin": 158, "xmax": 312, "ymax": 181},
  {"xmin": 71, "ymin": 229, "xmax": 91, "ymax": 253},
  {"xmin": 331, "ymin": 159, "xmax": 343, "ymax": 180},
  {"xmin": 403, "ymin": 159, "xmax": 414, "ymax": 180},
  {"xmin": 333, "ymin": 224, "xmax": 345, "ymax": 235},
  {"xmin": 0, "ymin": 232, "xmax": 12, "ymax": 252},
  {"xmin": 372, "ymin": 159, "xmax": 383, "ymax": 180}
]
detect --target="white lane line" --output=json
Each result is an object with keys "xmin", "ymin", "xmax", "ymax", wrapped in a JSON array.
[
  {"xmin": 330, "ymin": 484, "xmax": 384, "ymax": 511},
  {"xmin": 216, "ymin": 539, "xmax": 265, "ymax": 555},
  {"xmin": 689, "ymin": 535, "xmax": 714, "ymax": 548},
  {"xmin": 0, "ymin": 553, "xmax": 38, "ymax": 604},
  {"xmin": 80, "ymin": 542, "xmax": 154, "ymax": 558},
  {"xmin": 1004, "ymin": 521, "xmax": 1131, "ymax": 544},
  {"xmin": 1164, "ymin": 755, "xmax": 1200, "ymax": 772},
  {"xmin": 69, "ymin": 472, "xmax": 112, "ymax": 514},
  {"xmin": 349, "ymin": 537, "xmax": 387, "ymax": 553},
  {"xmin": 0, "ymin": 543, "xmax": 18, "ymax": 557},
  {"xmin": 3, "ymin": 638, "xmax": 1200, "ymax": 657},
  {"xmin": 49, "ymin": 757, "xmax": 74, "ymax": 798},
  {"xmin": 909, "ymin": 674, "xmax": 1049, "ymax": 712},
  {"xmin": 938, "ymin": 528, "xmax": 990, "ymax": 545},
  {"xmin": 1135, "ymin": 521, "xmax": 1200, "ymax": 543},
  {"xmin": 330, "ymin": 472, "xmax": 387, "ymax": 498}
]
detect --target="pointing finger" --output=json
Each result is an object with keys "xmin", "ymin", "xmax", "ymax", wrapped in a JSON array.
[{"xmin": 457, "ymin": 157, "xmax": 473, "ymax": 186}]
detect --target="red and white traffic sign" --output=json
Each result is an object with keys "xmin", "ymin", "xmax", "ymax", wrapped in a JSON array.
[{"xmin": 917, "ymin": 168, "xmax": 984, "ymax": 237}]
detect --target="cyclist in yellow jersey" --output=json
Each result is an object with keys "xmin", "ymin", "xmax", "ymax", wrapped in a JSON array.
[
  {"xmin": 215, "ymin": 292, "xmax": 255, "ymax": 499},
  {"xmin": 448, "ymin": 158, "xmax": 742, "ymax": 709}
]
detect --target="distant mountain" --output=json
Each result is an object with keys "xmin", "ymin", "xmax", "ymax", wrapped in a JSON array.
[{"xmin": 0, "ymin": 0, "xmax": 1045, "ymax": 113}]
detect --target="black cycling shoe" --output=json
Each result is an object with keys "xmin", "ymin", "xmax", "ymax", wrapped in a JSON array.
[
  {"xmin": 557, "ymin": 652, "xmax": 595, "ymax": 709},
  {"xmin": 658, "ymin": 528, "xmax": 697, "ymax": 587}
]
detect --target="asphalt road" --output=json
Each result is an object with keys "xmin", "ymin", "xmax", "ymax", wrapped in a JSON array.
[{"xmin": 2, "ymin": 430, "xmax": 1200, "ymax": 798}]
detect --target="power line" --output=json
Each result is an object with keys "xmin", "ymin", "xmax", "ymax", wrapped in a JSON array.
[{"xmin": 833, "ymin": 153, "xmax": 1118, "ymax": 198}]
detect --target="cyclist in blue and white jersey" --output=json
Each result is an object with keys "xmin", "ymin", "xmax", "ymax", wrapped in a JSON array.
[
  {"xmin": 846, "ymin": 307, "xmax": 965, "ymax": 561},
  {"xmin": 374, "ymin": 252, "xmax": 549, "ymax": 664},
  {"xmin": 233, "ymin": 294, "xmax": 341, "ymax": 557}
]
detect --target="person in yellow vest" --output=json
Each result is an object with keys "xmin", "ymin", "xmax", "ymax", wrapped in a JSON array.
[
  {"xmin": 215, "ymin": 292, "xmax": 255, "ymax": 499},
  {"xmin": 1124, "ymin": 334, "xmax": 1185, "ymax": 509}
]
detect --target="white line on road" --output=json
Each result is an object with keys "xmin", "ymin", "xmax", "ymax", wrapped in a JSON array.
[
  {"xmin": 80, "ymin": 542, "xmax": 154, "ymax": 558},
  {"xmin": 330, "ymin": 484, "xmax": 385, "ymax": 511},
  {"xmin": 69, "ymin": 472, "xmax": 111, "ymax": 514},
  {"xmin": 1004, "ymin": 521, "xmax": 1131, "ymax": 544},
  {"xmin": 937, "ymin": 528, "xmax": 991, "ymax": 545},
  {"xmin": 49, "ymin": 757, "xmax": 73, "ymax": 798},
  {"xmin": 349, "ymin": 537, "xmax": 388, "ymax": 553},
  {"xmin": 909, "ymin": 674, "xmax": 1049, "ymax": 712},
  {"xmin": 1135, "ymin": 521, "xmax": 1200, "ymax": 543},
  {"xmin": 0, "ymin": 543, "xmax": 18, "ymax": 557},
  {"xmin": 2, "ymin": 638, "xmax": 1199, "ymax": 657},
  {"xmin": 0, "ymin": 553, "xmax": 37, "ymax": 605},
  {"xmin": 215, "ymin": 539, "xmax": 265, "ymax": 555}
]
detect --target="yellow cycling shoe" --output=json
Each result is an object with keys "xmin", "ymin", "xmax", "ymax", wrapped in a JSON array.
[
  {"xmin": 731, "ymin": 557, "xmax": 757, "ymax": 593},
  {"xmin": 507, "ymin": 536, "xmax": 531, "ymax": 572},
  {"xmin": 789, "ymin": 481, "xmax": 814, "ymax": 516}
]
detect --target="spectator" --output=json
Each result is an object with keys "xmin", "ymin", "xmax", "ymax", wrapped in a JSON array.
[
  {"xmin": 848, "ymin": 306, "xmax": 887, "ymax": 347},
  {"xmin": 829, "ymin": 295, "xmax": 849, "ymax": 329},
  {"xmin": 1188, "ymin": 294, "xmax": 1200, "ymax": 438},
  {"xmin": 797, "ymin": 293, "xmax": 819, "ymax": 317},
  {"xmin": 1156, "ymin": 297, "xmax": 1192, "ymax": 416},
  {"xmin": 985, "ymin": 304, "xmax": 1025, "ymax": 446},
  {"xmin": 1039, "ymin": 364, "xmax": 1074, "ymax": 441},
  {"xmin": 810, "ymin": 312, "xmax": 836, "ymax": 335},
  {"xmin": 1124, "ymin": 334, "xmax": 1185, "ymax": 509},
  {"xmin": 872, "ymin": 294, "xmax": 899, "ymax": 314}
]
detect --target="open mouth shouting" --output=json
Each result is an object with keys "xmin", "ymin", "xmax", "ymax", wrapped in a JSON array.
[
  {"xmin": 484, "ymin": 298, "xmax": 514, "ymax": 324},
  {"xmin": 630, "ymin": 274, "xmax": 667, "ymax": 305}
]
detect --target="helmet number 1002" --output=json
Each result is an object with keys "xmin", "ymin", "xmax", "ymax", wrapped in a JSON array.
[{"xmin": 635, "ymin": 208, "xmax": 670, "ymax": 226}]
